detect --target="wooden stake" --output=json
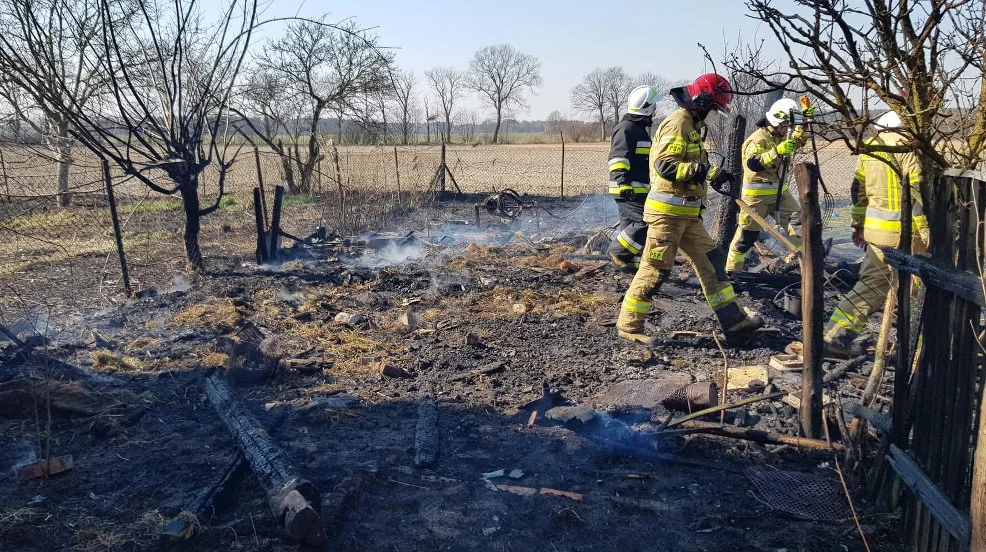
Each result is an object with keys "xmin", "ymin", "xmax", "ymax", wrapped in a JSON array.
[
  {"xmin": 849, "ymin": 289, "xmax": 896, "ymax": 445},
  {"xmin": 797, "ymin": 163, "xmax": 824, "ymax": 438}
]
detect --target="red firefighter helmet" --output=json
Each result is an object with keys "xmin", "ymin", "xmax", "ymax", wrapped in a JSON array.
[{"xmin": 686, "ymin": 73, "xmax": 733, "ymax": 114}]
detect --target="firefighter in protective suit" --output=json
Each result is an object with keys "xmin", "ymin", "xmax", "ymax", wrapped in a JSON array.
[
  {"xmin": 726, "ymin": 98, "xmax": 814, "ymax": 273},
  {"xmin": 823, "ymin": 111, "xmax": 929, "ymax": 358},
  {"xmin": 617, "ymin": 74, "xmax": 764, "ymax": 344},
  {"xmin": 607, "ymin": 86, "xmax": 660, "ymax": 271}
]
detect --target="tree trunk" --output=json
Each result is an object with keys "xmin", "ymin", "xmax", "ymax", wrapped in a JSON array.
[
  {"xmin": 598, "ymin": 108, "xmax": 606, "ymax": 141},
  {"xmin": 276, "ymin": 140, "xmax": 296, "ymax": 194},
  {"xmin": 180, "ymin": 178, "xmax": 205, "ymax": 273},
  {"xmin": 492, "ymin": 105, "xmax": 502, "ymax": 144},
  {"xmin": 55, "ymin": 119, "xmax": 71, "ymax": 207}
]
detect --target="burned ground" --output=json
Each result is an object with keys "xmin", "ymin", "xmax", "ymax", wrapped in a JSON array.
[{"xmin": 0, "ymin": 197, "xmax": 900, "ymax": 551}]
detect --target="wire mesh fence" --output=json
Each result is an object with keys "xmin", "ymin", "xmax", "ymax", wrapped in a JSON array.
[{"xmin": 0, "ymin": 136, "xmax": 856, "ymax": 341}]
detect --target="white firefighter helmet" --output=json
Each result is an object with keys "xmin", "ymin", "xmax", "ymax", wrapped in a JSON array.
[
  {"xmin": 766, "ymin": 98, "xmax": 801, "ymax": 127},
  {"xmin": 627, "ymin": 86, "xmax": 660, "ymax": 117},
  {"xmin": 875, "ymin": 110, "xmax": 902, "ymax": 130}
]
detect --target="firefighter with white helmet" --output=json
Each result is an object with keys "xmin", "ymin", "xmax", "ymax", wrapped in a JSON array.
[
  {"xmin": 616, "ymin": 74, "xmax": 763, "ymax": 344},
  {"xmin": 822, "ymin": 109, "xmax": 929, "ymax": 357},
  {"xmin": 606, "ymin": 85, "xmax": 660, "ymax": 271},
  {"xmin": 725, "ymin": 97, "xmax": 814, "ymax": 274}
]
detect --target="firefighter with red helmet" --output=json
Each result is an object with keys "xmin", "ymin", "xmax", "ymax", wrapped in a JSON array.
[
  {"xmin": 607, "ymin": 86, "xmax": 660, "ymax": 271},
  {"xmin": 617, "ymin": 74, "xmax": 764, "ymax": 344}
]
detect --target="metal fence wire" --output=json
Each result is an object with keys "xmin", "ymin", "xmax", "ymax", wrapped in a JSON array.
[{"xmin": 0, "ymin": 137, "xmax": 858, "ymax": 339}]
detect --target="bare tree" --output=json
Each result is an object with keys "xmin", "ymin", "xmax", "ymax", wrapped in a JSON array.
[
  {"xmin": 636, "ymin": 71, "xmax": 685, "ymax": 94},
  {"xmin": 466, "ymin": 44, "xmax": 542, "ymax": 144},
  {"xmin": 0, "ymin": 0, "xmax": 131, "ymax": 207},
  {"xmin": 546, "ymin": 110, "xmax": 565, "ymax": 139},
  {"xmin": 571, "ymin": 68, "xmax": 609, "ymax": 141},
  {"xmin": 424, "ymin": 66, "xmax": 465, "ymax": 143},
  {"xmin": 456, "ymin": 109, "xmax": 479, "ymax": 143},
  {"xmin": 604, "ymin": 67, "xmax": 634, "ymax": 126},
  {"xmin": 727, "ymin": 1, "xmax": 986, "ymax": 172},
  {"xmin": 236, "ymin": 19, "xmax": 392, "ymax": 193},
  {"xmin": 391, "ymin": 69, "xmax": 418, "ymax": 145},
  {"xmin": 0, "ymin": 0, "xmax": 260, "ymax": 271}
]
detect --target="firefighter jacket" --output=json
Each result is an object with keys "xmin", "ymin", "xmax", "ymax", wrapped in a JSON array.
[
  {"xmin": 644, "ymin": 108, "xmax": 709, "ymax": 219},
  {"xmin": 849, "ymin": 131, "xmax": 928, "ymax": 248},
  {"xmin": 607, "ymin": 114, "xmax": 653, "ymax": 198},
  {"xmin": 741, "ymin": 126, "xmax": 807, "ymax": 199}
]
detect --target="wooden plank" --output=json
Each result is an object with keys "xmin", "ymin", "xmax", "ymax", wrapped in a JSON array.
[
  {"xmin": 879, "ymin": 247, "xmax": 985, "ymax": 307},
  {"xmin": 971, "ymin": 355, "xmax": 986, "ymax": 552},
  {"xmin": 888, "ymin": 444, "xmax": 971, "ymax": 550},
  {"xmin": 797, "ymin": 163, "xmax": 825, "ymax": 438},
  {"xmin": 942, "ymin": 168, "xmax": 986, "ymax": 182},
  {"xmin": 735, "ymin": 198, "xmax": 799, "ymax": 254}
]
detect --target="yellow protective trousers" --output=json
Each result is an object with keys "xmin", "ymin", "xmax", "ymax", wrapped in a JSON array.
[
  {"xmin": 823, "ymin": 237, "xmax": 927, "ymax": 347},
  {"xmin": 726, "ymin": 190, "xmax": 802, "ymax": 273},
  {"xmin": 617, "ymin": 214, "xmax": 745, "ymax": 333}
]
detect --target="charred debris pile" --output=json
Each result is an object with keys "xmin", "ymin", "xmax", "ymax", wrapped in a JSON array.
[{"xmin": 0, "ymin": 204, "xmax": 885, "ymax": 551}]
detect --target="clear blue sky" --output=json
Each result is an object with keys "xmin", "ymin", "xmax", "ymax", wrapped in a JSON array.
[{"xmin": 221, "ymin": 0, "xmax": 787, "ymax": 119}]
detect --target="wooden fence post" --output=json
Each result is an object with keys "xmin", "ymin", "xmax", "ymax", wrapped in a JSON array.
[
  {"xmin": 102, "ymin": 159, "xmax": 131, "ymax": 297},
  {"xmin": 253, "ymin": 187, "xmax": 268, "ymax": 264},
  {"xmin": 253, "ymin": 146, "xmax": 269, "ymax": 228},
  {"xmin": 797, "ymin": 162, "xmax": 824, "ymax": 438},
  {"xmin": 560, "ymin": 131, "xmax": 565, "ymax": 198},
  {"xmin": 393, "ymin": 146, "xmax": 401, "ymax": 202}
]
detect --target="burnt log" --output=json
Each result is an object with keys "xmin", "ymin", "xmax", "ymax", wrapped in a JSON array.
[
  {"xmin": 879, "ymin": 246, "xmax": 985, "ymax": 307},
  {"xmin": 414, "ymin": 399, "xmax": 439, "ymax": 467},
  {"xmin": 204, "ymin": 375, "xmax": 327, "ymax": 548}
]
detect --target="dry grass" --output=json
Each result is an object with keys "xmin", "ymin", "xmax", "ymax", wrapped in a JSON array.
[
  {"xmin": 90, "ymin": 350, "xmax": 146, "ymax": 373},
  {"xmin": 284, "ymin": 322, "xmax": 383, "ymax": 375},
  {"xmin": 171, "ymin": 299, "xmax": 243, "ymax": 332},
  {"xmin": 124, "ymin": 337, "xmax": 159, "ymax": 352},
  {"xmin": 202, "ymin": 352, "xmax": 229, "ymax": 368},
  {"xmin": 0, "ymin": 507, "xmax": 45, "ymax": 531}
]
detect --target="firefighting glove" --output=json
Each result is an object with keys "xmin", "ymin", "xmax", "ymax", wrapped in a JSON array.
[
  {"xmin": 619, "ymin": 189, "xmax": 637, "ymax": 200},
  {"xmin": 775, "ymin": 139, "xmax": 797, "ymax": 156},
  {"xmin": 802, "ymin": 106, "xmax": 816, "ymax": 118},
  {"xmin": 791, "ymin": 125, "xmax": 805, "ymax": 141},
  {"xmin": 708, "ymin": 167, "xmax": 739, "ymax": 198}
]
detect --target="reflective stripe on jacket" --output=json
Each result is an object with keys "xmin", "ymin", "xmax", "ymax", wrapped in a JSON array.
[
  {"xmin": 850, "ymin": 131, "xmax": 928, "ymax": 248},
  {"xmin": 607, "ymin": 114, "xmax": 652, "ymax": 198},
  {"xmin": 645, "ymin": 108, "xmax": 708, "ymax": 219},
  {"xmin": 741, "ymin": 126, "xmax": 806, "ymax": 200}
]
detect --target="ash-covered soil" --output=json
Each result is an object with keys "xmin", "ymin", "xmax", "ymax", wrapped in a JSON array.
[{"xmin": 0, "ymin": 196, "xmax": 899, "ymax": 552}]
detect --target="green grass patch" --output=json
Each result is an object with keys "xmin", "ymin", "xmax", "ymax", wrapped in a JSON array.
[
  {"xmin": 131, "ymin": 198, "xmax": 184, "ymax": 214},
  {"xmin": 281, "ymin": 193, "xmax": 319, "ymax": 208}
]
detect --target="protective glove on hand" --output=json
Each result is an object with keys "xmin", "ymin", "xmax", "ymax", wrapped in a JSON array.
[
  {"xmin": 619, "ymin": 189, "xmax": 637, "ymax": 201},
  {"xmin": 775, "ymin": 139, "xmax": 797, "ymax": 155},
  {"xmin": 851, "ymin": 227, "xmax": 866, "ymax": 248},
  {"xmin": 802, "ymin": 106, "xmax": 816, "ymax": 118},
  {"xmin": 707, "ymin": 167, "xmax": 740, "ymax": 198},
  {"xmin": 790, "ymin": 125, "xmax": 805, "ymax": 141}
]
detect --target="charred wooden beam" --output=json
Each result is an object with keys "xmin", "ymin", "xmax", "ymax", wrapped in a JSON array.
[
  {"xmin": 204, "ymin": 375, "xmax": 327, "ymax": 548},
  {"xmin": 879, "ymin": 247, "xmax": 985, "ymax": 307},
  {"xmin": 887, "ymin": 444, "xmax": 970, "ymax": 550}
]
